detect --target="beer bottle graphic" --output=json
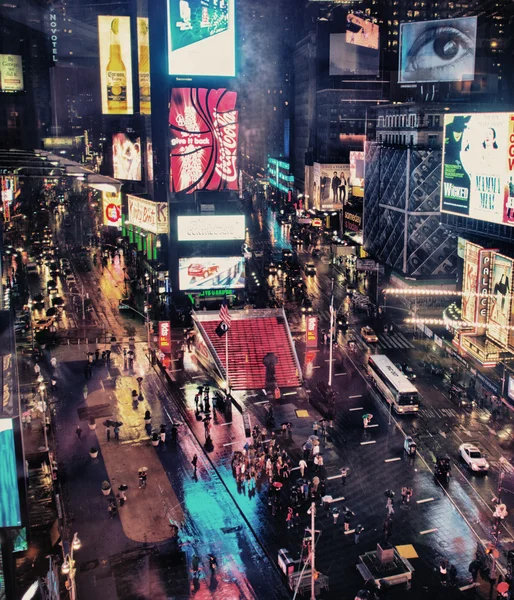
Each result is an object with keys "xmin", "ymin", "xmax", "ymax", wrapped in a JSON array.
[
  {"xmin": 138, "ymin": 18, "xmax": 151, "ymax": 114},
  {"xmin": 107, "ymin": 18, "xmax": 127, "ymax": 113}
]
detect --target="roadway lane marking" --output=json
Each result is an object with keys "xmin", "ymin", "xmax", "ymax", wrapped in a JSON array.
[
  {"xmin": 330, "ymin": 496, "xmax": 345, "ymax": 503},
  {"xmin": 459, "ymin": 584, "xmax": 480, "ymax": 592},
  {"xmin": 223, "ymin": 441, "xmax": 238, "ymax": 447},
  {"xmin": 349, "ymin": 395, "xmax": 363, "ymax": 399},
  {"xmin": 290, "ymin": 466, "xmax": 301, "ymax": 471},
  {"xmin": 349, "ymin": 407, "xmax": 364, "ymax": 411},
  {"xmin": 282, "ymin": 391, "xmax": 296, "ymax": 397},
  {"xmin": 169, "ymin": 369, "xmax": 183, "ymax": 373},
  {"xmin": 439, "ymin": 431, "xmax": 447, "ymax": 438},
  {"xmin": 360, "ymin": 441, "xmax": 376, "ymax": 445},
  {"xmin": 327, "ymin": 474, "xmax": 342, "ymax": 480},
  {"xmin": 344, "ymin": 529, "xmax": 356, "ymax": 535},
  {"xmin": 334, "ymin": 372, "xmax": 347, "ymax": 377},
  {"xmin": 324, "ymin": 359, "xmax": 336, "ymax": 362},
  {"xmin": 220, "ymin": 422, "xmax": 233, "ymax": 426},
  {"xmin": 366, "ymin": 424, "xmax": 379, "ymax": 428},
  {"xmin": 254, "ymin": 400, "xmax": 268, "ymax": 405},
  {"xmin": 384, "ymin": 457, "xmax": 401, "ymax": 463},
  {"xmin": 420, "ymin": 528, "xmax": 438, "ymax": 535},
  {"xmin": 312, "ymin": 366, "xmax": 321, "ymax": 369},
  {"xmin": 417, "ymin": 498, "xmax": 435, "ymax": 504},
  {"xmin": 191, "ymin": 376, "xmax": 203, "ymax": 380}
]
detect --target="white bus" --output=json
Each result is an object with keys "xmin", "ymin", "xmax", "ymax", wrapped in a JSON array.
[{"xmin": 367, "ymin": 355, "xmax": 420, "ymax": 414}]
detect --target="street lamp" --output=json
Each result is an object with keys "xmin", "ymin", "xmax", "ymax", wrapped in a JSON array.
[{"xmin": 62, "ymin": 532, "xmax": 81, "ymax": 600}]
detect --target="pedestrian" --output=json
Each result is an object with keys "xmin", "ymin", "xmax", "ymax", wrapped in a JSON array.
[
  {"xmin": 192, "ymin": 454, "xmax": 198, "ymax": 472},
  {"xmin": 401, "ymin": 486, "xmax": 408, "ymax": 504},
  {"xmin": 83, "ymin": 384, "xmax": 88, "ymax": 400},
  {"xmin": 95, "ymin": 349, "xmax": 100, "ymax": 362},
  {"xmin": 468, "ymin": 560, "xmax": 479, "ymax": 583},
  {"xmin": 317, "ymin": 455, "xmax": 324, "ymax": 470},
  {"xmin": 449, "ymin": 563, "xmax": 457, "ymax": 586},
  {"xmin": 312, "ymin": 443, "xmax": 320, "ymax": 458},
  {"xmin": 343, "ymin": 507, "xmax": 354, "ymax": 531},
  {"xmin": 140, "ymin": 470, "xmax": 147, "ymax": 488},
  {"xmin": 406, "ymin": 487, "xmax": 413, "ymax": 503},
  {"xmin": 340, "ymin": 467, "xmax": 348, "ymax": 485},
  {"xmin": 50, "ymin": 356, "xmax": 57, "ymax": 369},
  {"xmin": 313, "ymin": 455, "xmax": 320, "ymax": 471},
  {"xmin": 75, "ymin": 426, "xmax": 82, "ymax": 440},
  {"xmin": 386, "ymin": 496, "xmax": 395, "ymax": 516},
  {"xmin": 194, "ymin": 393, "xmax": 200, "ymax": 411},
  {"xmin": 160, "ymin": 429, "xmax": 166, "ymax": 444},
  {"xmin": 192, "ymin": 554, "xmax": 200, "ymax": 579},
  {"xmin": 106, "ymin": 427, "xmax": 111, "ymax": 442},
  {"xmin": 299, "ymin": 458, "xmax": 307, "ymax": 478},
  {"xmin": 119, "ymin": 490, "xmax": 127, "ymax": 506},
  {"xmin": 313, "ymin": 421, "xmax": 319, "ymax": 436},
  {"xmin": 332, "ymin": 507, "xmax": 340, "ymax": 525},
  {"xmin": 383, "ymin": 517, "xmax": 393, "ymax": 542},
  {"xmin": 34, "ymin": 363, "xmax": 41, "ymax": 376},
  {"xmin": 354, "ymin": 524, "xmax": 364, "ymax": 544},
  {"xmin": 302, "ymin": 444, "xmax": 310, "ymax": 462},
  {"xmin": 286, "ymin": 506, "xmax": 294, "ymax": 529},
  {"xmin": 440, "ymin": 559, "xmax": 448, "ymax": 586},
  {"xmin": 114, "ymin": 426, "xmax": 120, "ymax": 441}
]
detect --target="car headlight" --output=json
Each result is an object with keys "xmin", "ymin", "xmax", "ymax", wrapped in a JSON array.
[
  {"xmin": 471, "ymin": 464, "xmax": 478, "ymax": 471},
  {"xmin": 484, "ymin": 463, "xmax": 489, "ymax": 470}
]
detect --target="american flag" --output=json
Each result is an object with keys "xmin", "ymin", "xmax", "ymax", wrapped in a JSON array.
[{"xmin": 219, "ymin": 299, "xmax": 231, "ymax": 328}]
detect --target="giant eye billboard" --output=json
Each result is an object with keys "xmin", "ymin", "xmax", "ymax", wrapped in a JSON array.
[
  {"xmin": 169, "ymin": 88, "xmax": 238, "ymax": 194},
  {"xmin": 441, "ymin": 112, "xmax": 514, "ymax": 226},
  {"xmin": 399, "ymin": 17, "xmax": 477, "ymax": 84},
  {"xmin": 179, "ymin": 256, "xmax": 245, "ymax": 290},
  {"xmin": 167, "ymin": 0, "xmax": 235, "ymax": 77},
  {"xmin": 98, "ymin": 16, "xmax": 133, "ymax": 115}
]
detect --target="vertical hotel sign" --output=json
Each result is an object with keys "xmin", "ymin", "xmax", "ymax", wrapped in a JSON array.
[
  {"xmin": 98, "ymin": 16, "xmax": 133, "ymax": 115},
  {"xmin": 305, "ymin": 316, "xmax": 318, "ymax": 347},
  {"xmin": 158, "ymin": 322, "xmax": 171, "ymax": 353}
]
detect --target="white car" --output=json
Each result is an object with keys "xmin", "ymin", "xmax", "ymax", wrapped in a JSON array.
[{"xmin": 459, "ymin": 443, "xmax": 489, "ymax": 473}]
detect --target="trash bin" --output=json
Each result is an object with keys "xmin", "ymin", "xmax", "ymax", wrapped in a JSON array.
[{"xmin": 278, "ymin": 548, "xmax": 296, "ymax": 576}]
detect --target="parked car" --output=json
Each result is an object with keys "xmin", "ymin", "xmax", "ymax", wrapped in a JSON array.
[
  {"xmin": 47, "ymin": 280, "xmax": 58, "ymax": 292},
  {"xmin": 459, "ymin": 443, "xmax": 489, "ymax": 473},
  {"xmin": 66, "ymin": 274, "xmax": 76, "ymax": 285},
  {"xmin": 361, "ymin": 326, "xmax": 378, "ymax": 343},
  {"xmin": 187, "ymin": 263, "xmax": 219, "ymax": 278}
]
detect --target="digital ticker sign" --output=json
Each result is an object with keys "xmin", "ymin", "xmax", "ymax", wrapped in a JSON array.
[
  {"xmin": 169, "ymin": 88, "xmax": 238, "ymax": 194},
  {"xmin": 167, "ymin": 0, "xmax": 235, "ymax": 77},
  {"xmin": 441, "ymin": 113, "xmax": 514, "ymax": 227}
]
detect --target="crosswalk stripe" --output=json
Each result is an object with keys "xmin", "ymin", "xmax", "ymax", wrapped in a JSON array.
[{"xmin": 396, "ymin": 332, "xmax": 415, "ymax": 348}]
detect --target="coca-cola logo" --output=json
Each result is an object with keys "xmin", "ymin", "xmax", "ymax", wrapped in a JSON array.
[{"xmin": 213, "ymin": 109, "xmax": 238, "ymax": 183}]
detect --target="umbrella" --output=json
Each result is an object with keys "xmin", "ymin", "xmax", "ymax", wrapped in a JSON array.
[
  {"xmin": 139, "ymin": 466, "xmax": 148, "ymax": 472},
  {"xmin": 272, "ymin": 482, "xmax": 283, "ymax": 489},
  {"xmin": 103, "ymin": 420, "xmax": 114, "ymax": 427},
  {"xmin": 52, "ymin": 297, "xmax": 64, "ymax": 306},
  {"xmin": 112, "ymin": 421, "xmax": 123, "ymax": 427},
  {"xmin": 304, "ymin": 441, "xmax": 313, "ymax": 449},
  {"xmin": 45, "ymin": 307, "xmax": 56, "ymax": 317},
  {"xmin": 34, "ymin": 294, "xmax": 44, "ymax": 302},
  {"xmin": 363, "ymin": 413, "xmax": 372, "ymax": 420},
  {"xmin": 127, "ymin": 350, "xmax": 135, "ymax": 357},
  {"xmin": 497, "ymin": 583, "xmax": 509, "ymax": 595},
  {"xmin": 118, "ymin": 484, "xmax": 128, "ymax": 492},
  {"xmin": 308, "ymin": 435, "xmax": 319, "ymax": 442}
]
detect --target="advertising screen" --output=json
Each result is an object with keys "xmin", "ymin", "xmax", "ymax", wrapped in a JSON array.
[
  {"xmin": 167, "ymin": 0, "xmax": 235, "ymax": 77},
  {"xmin": 102, "ymin": 191, "xmax": 122, "ymax": 227},
  {"xmin": 0, "ymin": 419, "xmax": 21, "ymax": 528},
  {"xmin": 137, "ymin": 18, "xmax": 151, "ymax": 114},
  {"xmin": 314, "ymin": 163, "xmax": 350, "ymax": 210},
  {"xmin": 441, "ymin": 113, "xmax": 514, "ymax": 226},
  {"xmin": 0, "ymin": 55, "xmax": 23, "ymax": 92},
  {"xmin": 488, "ymin": 253, "xmax": 513, "ymax": 348},
  {"xmin": 461, "ymin": 240, "xmax": 481, "ymax": 324},
  {"xmin": 399, "ymin": 17, "xmax": 477, "ymax": 84},
  {"xmin": 127, "ymin": 195, "xmax": 169, "ymax": 234},
  {"xmin": 509, "ymin": 375, "xmax": 514, "ymax": 403},
  {"xmin": 346, "ymin": 15, "xmax": 379, "ymax": 49},
  {"xmin": 179, "ymin": 256, "xmax": 244, "ymax": 290},
  {"xmin": 113, "ymin": 133, "xmax": 141, "ymax": 180},
  {"xmin": 329, "ymin": 33, "xmax": 379, "ymax": 76},
  {"xmin": 169, "ymin": 88, "xmax": 238, "ymax": 194},
  {"xmin": 98, "ymin": 16, "xmax": 133, "ymax": 115},
  {"xmin": 350, "ymin": 151, "xmax": 365, "ymax": 187},
  {"xmin": 177, "ymin": 215, "xmax": 245, "ymax": 241}
]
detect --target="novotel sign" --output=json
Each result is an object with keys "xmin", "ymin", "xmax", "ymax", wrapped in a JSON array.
[
  {"xmin": 177, "ymin": 215, "xmax": 245, "ymax": 241},
  {"xmin": 127, "ymin": 195, "xmax": 168, "ymax": 235}
]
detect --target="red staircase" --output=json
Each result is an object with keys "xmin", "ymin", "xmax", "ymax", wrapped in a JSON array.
[{"xmin": 198, "ymin": 312, "xmax": 301, "ymax": 390}]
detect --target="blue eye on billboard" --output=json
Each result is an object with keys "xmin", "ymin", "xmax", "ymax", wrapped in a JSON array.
[
  {"xmin": 399, "ymin": 17, "xmax": 477, "ymax": 84},
  {"xmin": 167, "ymin": 0, "xmax": 235, "ymax": 77},
  {"xmin": 0, "ymin": 419, "xmax": 21, "ymax": 528},
  {"xmin": 179, "ymin": 256, "xmax": 245, "ymax": 290}
]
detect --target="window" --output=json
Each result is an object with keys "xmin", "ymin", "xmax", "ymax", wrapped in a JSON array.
[
  {"xmin": 434, "ymin": 115, "xmax": 440, "ymax": 127},
  {"xmin": 427, "ymin": 115, "xmax": 433, "ymax": 128}
]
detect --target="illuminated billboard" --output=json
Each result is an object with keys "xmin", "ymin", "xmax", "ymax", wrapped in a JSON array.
[
  {"xmin": 441, "ymin": 113, "xmax": 514, "ymax": 225},
  {"xmin": 179, "ymin": 256, "xmax": 244, "ymax": 290},
  {"xmin": 350, "ymin": 151, "xmax": 364, "ymax": 187},
  {"xmin": 102, "ymin": 191, "xmax": 122, "ymax": 227},
  {"xmin": 488, "ymin": 253, "xmax": 513, "ymax": 348},
  {"xmin": 313, "ymin": 163, "xmax": 350, "ymax": 210},
  {"xmin": 169, "ymin": 88, "xmax": 238, "ymax": 194},
  {"xmin": 0, "ymin": 55, "xmax": 23, "ymax": 92},
  {"xmin": 137, "ymin": 18, "xmax": 151, "ymax": 114},
  {"xmin": 167, "ymin": 0, "xmax": 235, "ymax": 77},
  {"xmin": 177, "ymin": 215, "xmax": 245, "ymax": 241},
  {"xmin": 399, "ymin": 17, "xmax": 477, "ymax": 84},
  {"xmin": 98, "ymin": 16, "xmax": 133, "ymax": 115},
  {"xmin": 113, "ymin": 133, "xmax": 141, "ymax": 180},
  {"xmin": 329, "ymin": 33, "xmax": 379, "ymax": 76},
  {"xmin": 346, "ymin": 15, "xmax": 378, "ymax": 49},
  {"xmin": 0, "ymin": 419, "xmax": 22, "ymax": 527},
  {"xmin": 461, "ymin": 240, "xmax": 480, "ymax": 324},
  {"xmin": 127, "ymin": 195, "xmax": 169, "ymax": 234}
]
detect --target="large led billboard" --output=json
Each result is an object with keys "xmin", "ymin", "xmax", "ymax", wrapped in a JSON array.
[
  {"xmin": 461, "ymin": 240, "xmax": 480, "ymax": 324},
  {"xmin": 177, "ymin": 215, "xmax": 245, "ymax": 241},
  {"xmin": 179, "ymin": 256, "xmax": 244, "ymax": 290},
  {"xmin": 350, "ymin": 151, "xmax": 365, "ymax": 187},
  {"xmin": 313, "ymin": 163, "xmax": 350, "ymax": 210},
  {"xmin": 399, "ymin": 17, "xmax": 477, "ymax": 84},
  {"xmin": 127, "ymin": 195, "xmax": 169, "ymax": 234},
  {"xmin": 329, "ymin": 33, "xmax": 379, "ymax": 76},
  {"xmin": 137, "ymin": 18, "xmax": 151, "ymax": 114},
  {"xmin": 98, "ymin": 16, "xmax": 133, "ymax": 115},
  {"xmin": 0, "ymin": 55, "xmax": 23, "ymax": 92},
  {"xmin": 346, "ymin": 15, "xmax": 378, "ymax": 49},
  {"xmin": 113, "ymin": 133, "xmax": 141, "ymax": 180},
  {"xmin": 169, "ymin": 88, "xmax": 238, "ymax": 194},
  {"xmin": 102, "ymin": 191, "xmax": 122, "ymax": 227},
  {"xmin": 441, "ymin": 113, "xmax": 514, "ymax": 226},
  {"xmin": 0, "ymin": 419, "xmax": 22, "ymax": 528},
  {"xmin": 167, "ymin": 0, "xmax": 235, "ymax": 77},
  {"xmin": 488, "ymin": 253, "xmax": 513, "ymax": 348}
]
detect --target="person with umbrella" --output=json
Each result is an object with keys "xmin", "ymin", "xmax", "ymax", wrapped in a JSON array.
[
  {"xmin": 118, "ymin": 484, "xmax": 128, "ymax": 506},
  {"xmin": 343, "ymin": 507, "xmax": 354, "ymax": 531},
  {"xmin": 332, "ymin": 506, "xmax": 340, "ymax": 525},
  {"xmin": 363, "ymin": 413, "xmax": 373, "ymax": 428},
  {"xmin": 138, "ymin": 468, "xmax": 147, "ymax": 489}
]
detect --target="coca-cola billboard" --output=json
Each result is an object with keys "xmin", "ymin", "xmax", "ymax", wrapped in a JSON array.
[{"xmin": 169, "ymin": 88, "xmax": 238, "ymax": 194}]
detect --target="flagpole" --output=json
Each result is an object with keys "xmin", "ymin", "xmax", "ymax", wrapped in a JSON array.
[{"xmin": 225, "ymin": 325, "xmax": 229, "ymax": 392}]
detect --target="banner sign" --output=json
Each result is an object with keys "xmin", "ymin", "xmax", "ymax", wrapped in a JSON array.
[
  {"xmin": 306, "ymin": 315, "xmax": 318, "ymax": 347},
  {"xmin": 127, "ymin": 195, "xmax": 168, "ymax": 234},
  {"xmin": 158, "ymin": 321, "xmax": 171, "ymax": 353},
  {"xmin": 102, "ymin": 191, "xmax": 122, "ymax": 227}
]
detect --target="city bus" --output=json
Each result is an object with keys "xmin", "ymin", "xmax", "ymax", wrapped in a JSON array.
[{"xmin": 367, "ymin": 355, "xmax": 420, "ymax": 414}]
